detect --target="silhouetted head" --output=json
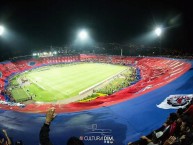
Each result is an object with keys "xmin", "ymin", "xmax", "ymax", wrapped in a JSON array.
[
  {"xmin": 169, "ymin": 113, "xmax": 178, "ymax": 122},
  {"xmin": 67, "ymin": 136, "xmax": 84, "ymax": 145}
]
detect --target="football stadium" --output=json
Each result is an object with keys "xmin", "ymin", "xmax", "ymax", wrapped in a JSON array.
[
  {"xmin": 0, "ymin": 1, "xmax": 193, "ymax": 145},
  {"xmin": 1, "ymin": 54, "xmax": 193, "ymax": 145}
]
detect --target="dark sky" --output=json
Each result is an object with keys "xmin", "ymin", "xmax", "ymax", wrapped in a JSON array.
[{"xmin": 0, "ymin": 0, "xmax": 193, "ymax": 57}]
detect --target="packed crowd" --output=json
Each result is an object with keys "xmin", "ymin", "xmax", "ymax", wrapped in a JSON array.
[
  {"xmin": 96, "ymin": 70, "xmax": 136, "ymax": 95},
  {"xmin": 0, "ymin": 89, "xmax": 15, "ymax": 102},
  {"xmin": 128, "ymin": 99, "xmax": 193, "ymax": 145}
]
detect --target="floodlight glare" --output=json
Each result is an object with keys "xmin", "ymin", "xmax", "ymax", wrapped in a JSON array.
[
  {"xmin": 0, "ymin": 25, "xmax": 5, "ymax": 35},
  {"xmin": 78, "ymin": 30, "xmax": 88, "ymax": 40},
  {"xmin": 155, "ymin": 27, "xmax": 162, "ymax": 36}
]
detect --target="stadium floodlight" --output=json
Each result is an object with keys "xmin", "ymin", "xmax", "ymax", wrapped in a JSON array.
[
  {"xmin": 33, "ymin": 53, "xmax": 37, "ymax": 56},
  {"xmin": 155, "ymin": 27, "xmax": 163, "ymax": 54},
  {"xmin": 53, "ymin": 51, "xmax": 57, "ymax": 55},
  {"xmin": 0, "ymin": 25, "xmax": 5, "ymax": 36},
  {"xmin": 78, "ymin": 29, "xmax": 88, "ymax": 40},
  {"xmin": 155, "ymin": 27, "xmax": 162, "ymax": 37}
]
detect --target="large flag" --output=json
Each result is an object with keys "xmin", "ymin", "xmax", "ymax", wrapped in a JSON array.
[{"xmin": 157, "ymin": 94, "xmax": 193, "ymax": 109}]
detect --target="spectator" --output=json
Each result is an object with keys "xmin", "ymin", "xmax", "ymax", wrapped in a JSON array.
[
  {"xmin": 39, "ymin": 108, "xmax": 84, "ymax": 145},
  {"xmin": 135, "ymin": 113, "xmax": 178, "ymax": 145},
  {"xmin": 183, "ymin": 104, "xmax": 193, "ymax": 119},
  {"xmin": 0, "ymin": 129, "xmax": 12, "ymax": 145},
  {"xmin": 39, "ymin": 108, "xmax": 57, "ymax": 145},
  {"xmin": 163, "ymin": 117, "xmax": 193, "ymax": 145},
  {"xmin": 67, "ymin": 137, "xmax": 84, "ymax": 145},
  {"xmin": 127, "ymin": 100, "xmax": 193, "ymax": 145}
]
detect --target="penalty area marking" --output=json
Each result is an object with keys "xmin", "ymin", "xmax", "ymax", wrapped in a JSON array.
[{"xmin": 28, "ymin": 77, "xmax": 46, "ymax": 90}]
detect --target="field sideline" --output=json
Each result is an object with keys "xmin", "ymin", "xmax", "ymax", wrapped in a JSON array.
[{"xmin": 11, "ymin": 63, "xmax": 128, "ymax": 102}]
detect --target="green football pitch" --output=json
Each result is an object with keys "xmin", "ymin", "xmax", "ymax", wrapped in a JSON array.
[{"xmin": 11, "ymin": 63, "xmax": 128, "ymax": 102}]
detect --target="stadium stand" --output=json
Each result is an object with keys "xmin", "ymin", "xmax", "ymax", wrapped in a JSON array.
[
  {"xmin": 128, "ymin": 99, "xmax": 193, "ymax": 145},
  {"xmin": 0, "ymin": 54, "xmax": 191, "ymax": 113},
  {"xmin": 0, "ymin": 54, "xmax": 192, "ymax": 145}
]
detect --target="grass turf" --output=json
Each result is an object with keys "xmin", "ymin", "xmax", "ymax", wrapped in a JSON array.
[
  {"xmin": 11, "ymin": 63, "xmax": 127, "ymax": 102},
  {"xmin": 11, "ymin": 88, "xmax": 30, "ymax": 101}
]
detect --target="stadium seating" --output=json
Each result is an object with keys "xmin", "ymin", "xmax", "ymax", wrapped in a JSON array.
[
  {"xmin": 0, "ymin": 54, "xmax": 191, "ymax": 113},
  {"xmin": 0, "ymin": 95, "xmax": 5, "ymax": 101}
]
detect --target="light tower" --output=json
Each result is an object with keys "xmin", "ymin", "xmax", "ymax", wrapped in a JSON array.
[
  {"xmin": 155, "ymin": 27, "xmax": 162, "ymax": 55},
  {"xmin": 76, "ymin": 29, "xmax": 90, "ymax": 52},
  {"xmin": 0, "ymin": 25, "xmax": 5, "ymax": 36},
  {"xmin": 78, "ymin": 29, "xmax": 88, "ymax": 41}
]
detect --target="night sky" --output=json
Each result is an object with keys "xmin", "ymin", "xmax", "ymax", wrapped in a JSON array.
[{"xmin": 0, "ymin": 0, "xmax": 193, "ymax": 59}]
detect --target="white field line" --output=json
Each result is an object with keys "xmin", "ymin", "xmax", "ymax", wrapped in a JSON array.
[
  {"xmin": 28, "ymin": 75, "xmax": 69, "ymax": 96},
  {"xmin": 16, "ymin": 79, "xmax": 30, "ymax": 99},
  {"xmin": 37, "ymin": 80, "xmax": 68, "ymax": 96},
  {"xmin": 79, "ymin": 68, "xmax": 128, "ymax": 95},
  {"xmin": 48, "ymin": 85, "xmax": 68, "ymax": 96},
  {"xmin": 21, "ymin": 87, "xmax": 31, "ymax": 99},
  {"xmin": 29, "ymin": 65, "xmax": 128, "ymax": 100},
  {"xmin": 28, "ymin": 77, "xmax": 46, "ymax": 90}
]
